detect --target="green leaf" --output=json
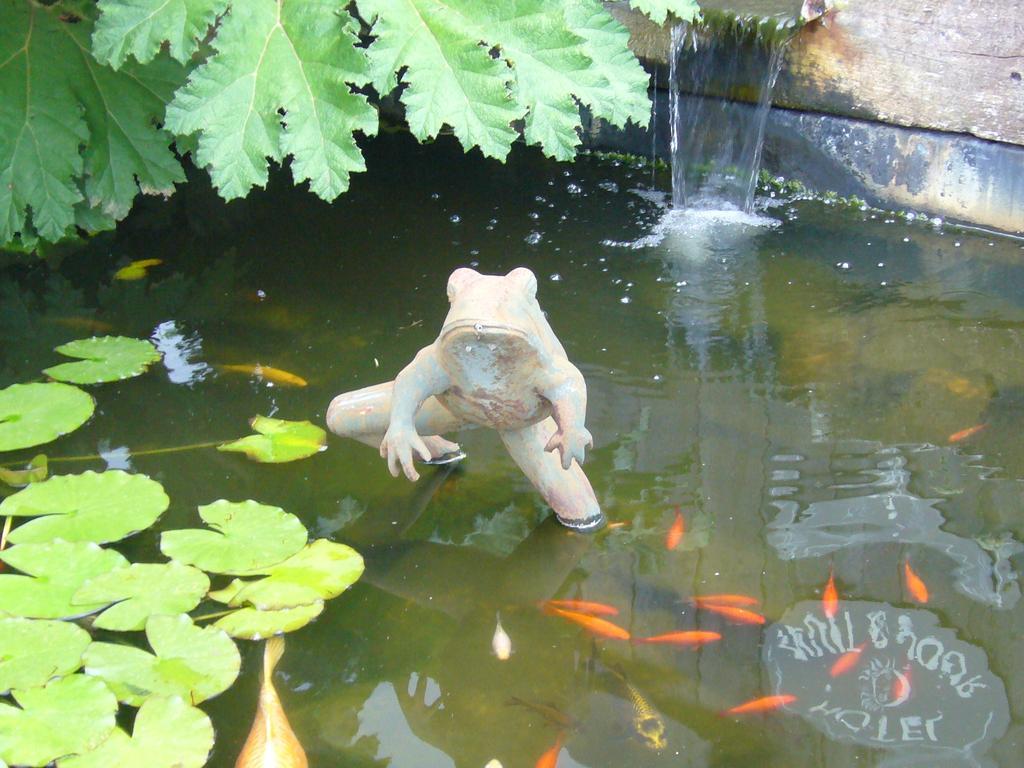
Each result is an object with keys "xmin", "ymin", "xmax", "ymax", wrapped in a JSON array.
[
  {"xmin": 2, "ymin": 470, "xmax": 170, "ymax": 545},
  {"xmin": 160, "ymin": 499, "xmax": 308, "ymax": 574},
  {"xmin": 627, "ymin": 0, "xmax": 700, "ymax": 24},
  {"xmin": 0, "ymin": 618, "xmax": 91, "ymax": 694},
  {"xmin": 209, "ymin": 539, "xmax": 364, "ymax": 610},
  {"xmin": 58, "ymin": 695, "xmax": 214, "ymax": 768},
  {"xmin": 214, "ymin": 601, "xmax": 324, "ymax": 639},
  {"xmin": 0, "ymin": 454, "xmax": 48, "ymax": 488},
  {"xmin": 0, "ymin": 3, "xmax": 186, "ymax": 245},
  {"xmin": 0, "ymin": 383, "xmax": 94, "ymax": 453},
  {"xmin": 217, "ymin": 415, "xmax": 327, "ymax": 463},
  {"xmin": 92, "ymin": 0, "xmax": 230, "ymax": 68},
  {"xmin": 0, "ymin": 675, "xmax": 118, "ymax": 768},
  {"xmin": 43, "ymin": 336, "xmax": 162, "ymax": 384},
  {"xmin": 83, "ymin": 614, "xmax": 240, "ymax": 706},
  {"xmin": 165, "ymin": 0, "xmax": 378, "ymax": 202},
  {"xmin": 565, "ymin": 0, "xmax": 652, "ymax": 129},
  {"xmin": 73, "ymin": 563, "xmax": 210, "ymax": 631},
  {"xmin": 361, "ymin": 0, "xmax": 523, "ymax": 159},
  {"xmin": 0, "ymin": 541, "xmax": 128, "ymax": 619}
]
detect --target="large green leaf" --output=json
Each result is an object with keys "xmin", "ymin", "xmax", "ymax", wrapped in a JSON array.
[
  {"xmin": 43, "ymin": 336, "xmax": 162, "ymax": 385},
  {"xmin": 0, "ymin": 2, "xmax": 185, "ymax": 244},
  {"xmin": 0, "ymin": 383, "xmax": 94, "ymax": 453},
  {"xmin": 93, "ymin": 0, "xmax": 230, "ymax": 68},
  {"xmin": 0, "ymin": 675, "xmax": 118, "ymax": 768},
  {"xmin": 59, "ymin": 695, "xmax": 214, "ymax": 768},
  {"xmin": 209, "ymin": 539, "xmax": 364, "ymax": 609},
  {"xmin": 217, "ymin": 415, "xmax": 327, "ymax": 463},
  {"xmin": 0, "ymin": 618, "xmax": 91, "ymax": 694},
  {"xmin": 160, "ymin": 499, "xmax": 308, "ymax": 574},
  {"xmin": 83, "ymin": 614, "xmax": 240, "ymax": 706},
  {"xmin": 628, "ymin": 0, "xmax": 700, "ymax": 24},
  {"xmin": 73, "ymin": 562, "xmax": 210, "ymax": 631},
  {"xmin": 2, "ymin": 470, "xmax": 170, "ymax": 545},
  {"xmin": 360, "ymin": 0, "xmax": 524, "ymax": 160},
  {"xmin": 0, "ymin": 541, "xmax": 127, "ymax": 619},
  {"xmin": 214, "ymin": 601, "xmax": 324, "ymax": 639},
  {"xmin": 165, "ymin": 0, "xmax": 378, "ymax": 201}
]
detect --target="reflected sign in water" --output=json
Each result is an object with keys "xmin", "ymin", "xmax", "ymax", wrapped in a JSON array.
[
  {"xmin": 764, "ymin": 601, "xmax": 1009, "ymax": 767},
  {"xmin": 766, "ymin": 444, "xmax": 1022, "ymax": 609}
]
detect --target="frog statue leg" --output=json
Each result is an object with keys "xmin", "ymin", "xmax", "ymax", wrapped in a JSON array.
[
  {"xmin": 326, "ymin": 349, "xmax": 467, "ymax": 481},
  {"xmin": 498, "ymin": 360, "xmax": 603, "ymax": 531}
]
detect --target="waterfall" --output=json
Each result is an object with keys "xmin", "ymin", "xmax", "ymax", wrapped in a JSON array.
[{"xmin": 669, "ymin": 18, "xmax": 792, "ymax": 212}]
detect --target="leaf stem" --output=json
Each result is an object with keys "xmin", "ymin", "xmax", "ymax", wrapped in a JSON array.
[
  {"xmin": 0, "ymin": 439, "xmax": 232, "ymax": 468},
  {"xmin": 0, "ymin": 516, "xmax": 11, "ymax": 553},
  {"xmin": 193, "ymin": 608, "xmax": 238, "ymax": 622}
]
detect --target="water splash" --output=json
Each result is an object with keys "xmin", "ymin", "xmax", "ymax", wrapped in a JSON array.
[{"xmin": 668, "ymin": 20, "xmax": 792, "ymax": 212}]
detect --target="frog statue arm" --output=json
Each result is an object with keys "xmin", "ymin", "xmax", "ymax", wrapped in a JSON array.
[
  {"xmin": 379, "ymin": 345, "xmax": 451, "ymax": 482},
  {"xmin": 538, "ymin": 361, "xmax": 594, "ymax": 470}
]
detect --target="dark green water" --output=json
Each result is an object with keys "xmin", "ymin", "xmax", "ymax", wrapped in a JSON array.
[{"xmin": 2, "ymin": 134, "xmax": 1024, "ymax": 767}]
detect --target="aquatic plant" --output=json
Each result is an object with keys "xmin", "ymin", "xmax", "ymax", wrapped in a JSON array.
[
  {"xmin": 0, "ymin": 0, "xmax": 700, "ymax": 251},
  {"xmin": 0, "ymin": 336, "xmax": 365, "ymax": 766}
]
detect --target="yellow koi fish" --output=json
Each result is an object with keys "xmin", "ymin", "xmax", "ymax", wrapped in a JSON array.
[
  {"xmin": 236, "ymin": 635, "xmax": 308, "ymax": 768},
  {"xmin": 218, "ymin": 364, "xmax": 308, "ymax": 387},
  {"xmin": 609, "ymin": 666, "xmax": 666, "ymax": 751},
  {"xmin": 113, "ymin": 258, "xmax": 163, "ymax": 281}
]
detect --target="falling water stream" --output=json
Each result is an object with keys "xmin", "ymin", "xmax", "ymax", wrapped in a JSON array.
[{"xmin": 669, "ymin": 19, "xmax": 792, "ymax": 211}]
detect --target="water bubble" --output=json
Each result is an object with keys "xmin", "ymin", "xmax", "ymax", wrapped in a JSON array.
[
  {"xmin": 567, "ymin": 183, "xmax": 582, "ymax": 195},
  {"xmin": 675, "ymin": 280, "xmax": 687, "ymax": 287},
  {"xmin": 430, "ymin": 192, "xmax": 440, "ymax": 200},
  {"xmin": 652, "ymin": 374, "xmax": 662, "ymax": 381},
  {"xmin": 598, "ymin": 181, "xmax": 619, "ymax": 193},
  {"xmin": 619, "ymin": 296, "xmax": 631, "ymax": 304},
  {"xmin": 954, "ymin": 241, "xmax": 961, "ymax": 247},
  {"xmin": 877, "ymin": 262, "xmax": 885, "ymax": 267},
  {"xmin": 836, "ymin": 261, "xmax": 850, "ymax": 270},
  {"xmin": 529, "ymin": 211, "xmax": 539, "ymax": 220},
  {"xmin": 534, "ymin": 195, "xmax": 546, "ymax": 203},
  {"xmin": 902, "ymin": 236, "xmax": 910, "ymax": 242},
  {"xmin": 524, "ymin": 232, "xmax": 542, "ymax": 245},
  {"xmin": 449, "ymin": 214, "xmax": 461, "ymax": 224},
  {"xmin": 549, "ymin": 273, "xmax": 562, "ymax": 282}
]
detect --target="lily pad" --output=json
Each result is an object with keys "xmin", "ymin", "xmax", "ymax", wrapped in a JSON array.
[
  {"xmin": 43, "ymin": 336, "xmax": 162, "ymax": 385},
  {"xmin": 0, "ymin": 541, "xmax": 128, "ymax": 619},
  {"xmin": 83, "ymin": 614, "xmax": 240, "ymax": 706},
  {"xmin": 0, "ymin": 455, "xmax": 48, "ymax": 488},
  {"xmin": 0, "ymin": 675, "xmax": 118, "ymax": 768},
  {"xmin": 160, "ymin": 499, "xmax": 307, "ymax": 574},
  {"xmin": 209, "ymin": 539, "xmax": 364, "ymax": 610},
  {"xmin": 73, "ymin": 563, "xmax": 210, "ymax": 631},
  {"xmin": 0, "ymin": 383, "xmax": 95, "ymax": 452},
  {"xmin": 214, "ymin": 601, "xmax": 324, "ymax": 640},
  {"xmin": 58, "ymin": 696, "xmax": 213, "ymax": 768},
  {"xmin": 217, "ymin": 416, "xmax": 327, "ymax": 463},
  {"xmin": 0, "ymin": 618, "xmax": 91, "ymax": 694},
  {"xmin": 1, "ymin": 470, "xmax": 169, "ymax": 545}
]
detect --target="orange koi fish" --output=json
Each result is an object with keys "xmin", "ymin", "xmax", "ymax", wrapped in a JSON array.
[
  {"xmin": 542, "ymin": 599, "xmax": 619, "ymax": 617},
  {"xmin": 691, "ymin": 594, "xmax": 760, "ymax": 607},
  {"xmin": 235, "ymin": 635, "xmax": 308, "ymax": 768},
  {"xmin": 823, "ymin": 568, "xmax": 838, "ymax": 619},
  {"xmin": 700, "ymin": 604, "xmax": 766, "ymax": 625},
  {"xmin": 904, "ymin": 560, "xmax": 929, "ymax": 603},
  {"xmin": 829, "ymin": 643, "xmax": 866, "ymax": 678},
  {"xmin": 535, "ymin": 733, "xmax": 563, "ymax": 768},
  {"xmin": 634, "ymin": 631, "xmax": 722, "ymax": 647},
  {"xmin": 48, "ymin": 316, "xmax": 115, "ymax": 333},
  {"xmin": 948, "ymin": 424, "xmax": 986, "ymax": 443},
  {"xmin": 218, "ymin": 364, "xmax": 308, "ymax": 387},
  {"xmin": 726, "ymin": 694, "xmax": 797, "ymax": 715},
  {"xmin": 113, "ymin": 258, "xmax": 162, "ymax": 281},
  {"xmin": 665, "ymin": 508, "xmax": 685, "ymax": 550},
  {"xmin": 891, "ymin": 664, "xmax": 912, "ymax": 704},
  {"xmin": 550, "ymin": 608, "xmax": 630, "ymax": 640}
]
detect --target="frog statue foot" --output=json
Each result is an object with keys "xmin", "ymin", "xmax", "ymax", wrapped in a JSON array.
[{"xmin": 326, "ymin": 267, "xmax": 603, "ymax": 532}]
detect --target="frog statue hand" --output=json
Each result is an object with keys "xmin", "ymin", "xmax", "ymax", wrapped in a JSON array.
[{"xmin": 326, "ymin": 267, "xmax": 603, "ymax": 531}]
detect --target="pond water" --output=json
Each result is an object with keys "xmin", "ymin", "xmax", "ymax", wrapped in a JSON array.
[{"xmin": 2, "ymin": 133, "xmax": 1024, "ymax": 767}]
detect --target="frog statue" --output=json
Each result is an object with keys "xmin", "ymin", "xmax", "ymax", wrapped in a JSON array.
[{"xmin": 326, "ymin": 267, "xmax": 603, "ymax": 531}]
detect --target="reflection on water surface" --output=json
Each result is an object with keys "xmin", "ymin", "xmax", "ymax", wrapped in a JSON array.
[{"xmin": 2, "ymin": 135, "xmax": 1023, "ymax": 767}]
